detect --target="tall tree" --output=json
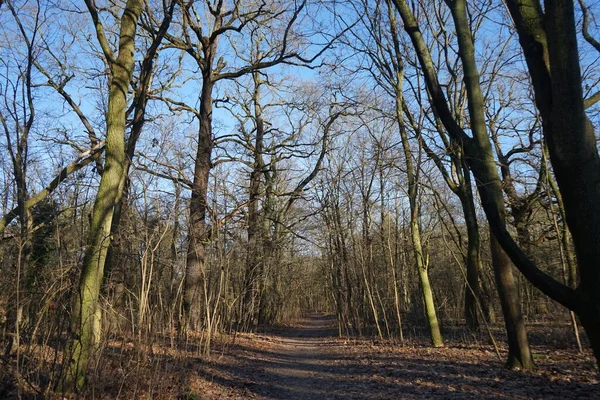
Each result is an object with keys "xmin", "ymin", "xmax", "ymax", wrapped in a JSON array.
[
  {"xmin": 64, "ymin": 0, "xmax": 144, "ymax": 391},
  {"xmin": 391, "ymin": 0, "xmax": 534, "ymax": 368},
  {"xmin": 163, "ymin": 0, "xmax": 339, "ymax": 332},
  {"xmin": 492, "ymin": 0, "xmax": 600, "ymax": 366}
]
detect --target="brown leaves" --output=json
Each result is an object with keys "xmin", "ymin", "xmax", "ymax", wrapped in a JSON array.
[{"xmin": 11, "ymin": 316, "xmax": 598, "ymax": 399}]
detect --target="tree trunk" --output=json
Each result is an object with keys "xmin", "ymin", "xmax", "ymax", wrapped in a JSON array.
[
  {"xmin": 489, "ymin": 234, "xmax": 534, "ymax": 369},
  {"xmin": 65, "ymin": 0, "xmax": 143, "ymax": 390},
  {"xmin": 399, "ymin": 101, "xmax": 443, "ymax": 347},
  {"xmin": 182, "ymin": 76, "xmax": 214, "ymax": 332},
  {"xmin": 242, "ymin": 72, "xmax": 266, "ymax": 331},
  {"xmin": 502, "ymin": 0, "xmax": 600, "ymax": 367},
  {"xmin": 459, "ymin": 174, "xmax": 482, "ymax": 332},
  {"xmin": 412, "ymin": 210, "xmax": 443, "ymax": 347}
]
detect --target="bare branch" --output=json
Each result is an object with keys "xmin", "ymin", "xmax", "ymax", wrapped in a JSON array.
[
  {"xmin": 578, "ymin": 0, "xmax": 600, "ymax": 53},
  {"xmin": 0, "ymin": 142, "xmax": 105, "ymax": 236},
  {"xmin": 84, "ymin": 0, "xmax": 116, "ymax": 64}
]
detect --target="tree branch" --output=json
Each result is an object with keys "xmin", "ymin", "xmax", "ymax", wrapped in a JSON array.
[{"xmin": 0, "ymin": 142, "xmax": 105, "ymax": 236}]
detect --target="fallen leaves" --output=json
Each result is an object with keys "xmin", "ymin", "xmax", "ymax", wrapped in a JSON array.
[{"xmin": 3, "ymin": 315, "xmax": 599, "ymax": 399}]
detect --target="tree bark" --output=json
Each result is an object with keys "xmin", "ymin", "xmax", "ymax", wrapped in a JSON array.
[
  {"xmin": 182, "ymin": 75, "xmax": 214, "ymax": 332},
  {"xmin": 392, "ymin": 0, "xmax": 533, "ymax": 367},
  {"xmin": 65, "ymin": 0, "xmax": 143, "ymax": 390},
  {"xmin": 399, "ymin": 100, "xmax": 443, "ymax": 347},
  {"xmin": 458, "ymin": 169, "xmax": 483, "ymax": 332}
]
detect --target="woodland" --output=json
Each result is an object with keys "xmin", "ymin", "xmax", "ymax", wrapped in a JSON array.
[{"xmin": 1, "ymin": 0, "xmax": 600, "ymax": 398}]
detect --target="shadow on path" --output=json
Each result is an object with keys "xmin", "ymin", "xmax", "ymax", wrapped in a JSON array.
[{"xmin": 188, "ymin": 313, "xmax": 598, "ymax": 399}]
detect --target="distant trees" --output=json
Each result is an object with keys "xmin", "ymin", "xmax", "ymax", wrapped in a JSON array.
[{"xmin": 159, "ymin": 0, "xmax": 333, "ymax": 333}]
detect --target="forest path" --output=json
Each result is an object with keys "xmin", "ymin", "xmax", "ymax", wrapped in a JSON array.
[
  {"xmin": 229, "ymin": 313, "xmax": 349, "ymax": 399},
  {"xmin": 189, "ymin": 314, "xmax": 598, "ymax": 399}
]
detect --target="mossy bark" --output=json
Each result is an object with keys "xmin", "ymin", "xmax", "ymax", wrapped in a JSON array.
[
  {"xmin": 64, "ymin": 0, "xmax": 143, "ymax": 391},
  {"xmin": 393, "ymin": 0, "xmax": 533, "ymax": 366},
  {"xmin": 449, "ymin": 0, "xmax": 534, "ymax": 369}
]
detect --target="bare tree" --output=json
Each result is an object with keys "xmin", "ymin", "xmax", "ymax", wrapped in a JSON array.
[
  {"xmin": 495, "ymin": 0, "xmax": 600, "ymax": 367},
  {"xmin": 391, "ymin": 0, "xmax": 535, "ymax": 368},
  {"xmin": 160, "ymin": 0, "xmax": 343, "ymax": 332},
  {"xmin": 64, "ymin": 0, "xmax": 145, "ymax": 391}
]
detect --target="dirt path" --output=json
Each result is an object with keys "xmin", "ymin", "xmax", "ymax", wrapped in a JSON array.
[
  {"xmin": 186, "ymin": 314, "xmax": 598, "ymax": 399},
  {"xmin": 231, "ymin": 314, "xmax": 346, "ymax": 399}
]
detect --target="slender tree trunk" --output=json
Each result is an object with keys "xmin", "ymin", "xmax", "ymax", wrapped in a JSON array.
[
  {"xmin": 391, "ymin": 209, "xmax": 404, "ymax": 341},
  {"xmin": 384, "ymin": 0, "xmax": 443, "ymax": 347},
  {"xmin": 411, "ymin": 210, "xmax": 443, "ymax": 346},
  {"xmin": 397, "ymin": 95, "xmax": 443, "ymax": 347},
  {"xmin": 242, "ymin": 72, "xmax": 265, "ymax": 330},
  {"xmin": 65, "ymin": 0, "xmax": 143, "ymax": 390},
  {"xmin": 459, "ymin": 177, "xmax": 482, "ymax": 332}
]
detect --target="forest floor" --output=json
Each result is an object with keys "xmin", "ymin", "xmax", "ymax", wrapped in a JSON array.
[
  {"xmin": 171, "ymin": 314, "xmax": 599, "ymax": 399},
  {"xmin": 4, "ymin": 313, "xmax": 600, "ymax": 399}
]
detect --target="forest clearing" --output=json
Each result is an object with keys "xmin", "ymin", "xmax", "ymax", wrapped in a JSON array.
[{"xmin": 2, "ymin": 0, "xmax": 600, "ymax": 397}]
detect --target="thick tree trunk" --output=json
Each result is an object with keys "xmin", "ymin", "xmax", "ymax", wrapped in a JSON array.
[
  {"xmin": 502, "ymin": 0, "xmax": 600, "ymax": 368},
  {"xmin": 490, "ymin": 234, "xmax": 534, "ymax": 369},
  {"xmin": 182, "ymin": 76, "xmax": 214, "ymax": 332}
]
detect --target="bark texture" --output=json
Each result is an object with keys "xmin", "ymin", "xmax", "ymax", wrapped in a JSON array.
[{"xmin": 65, "ymin": 0, "xmax": 143, "ymax": 390}]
